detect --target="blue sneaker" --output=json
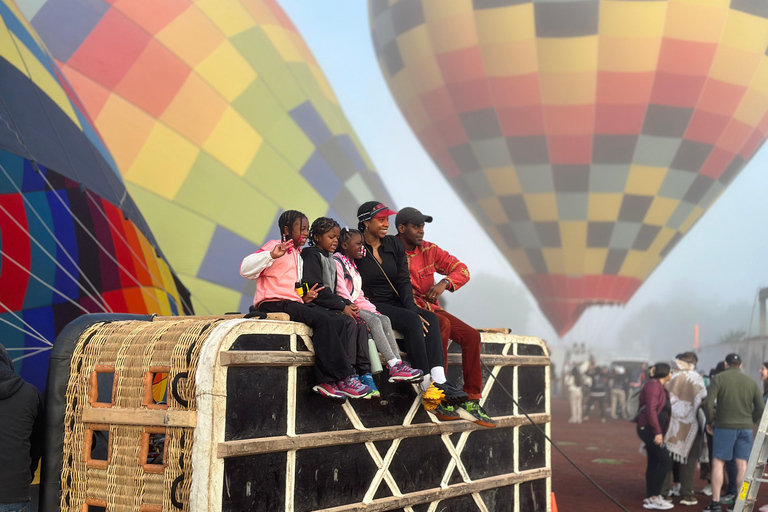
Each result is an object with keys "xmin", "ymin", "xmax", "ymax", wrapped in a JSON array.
[{"xmin": 359, "ymin": 373, "xmax": 380, "ymax": 399}]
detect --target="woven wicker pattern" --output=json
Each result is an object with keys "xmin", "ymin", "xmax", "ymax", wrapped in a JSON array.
[{"xmin": 60, "ymin": 319, "xmax": 222, "ymax": 512}]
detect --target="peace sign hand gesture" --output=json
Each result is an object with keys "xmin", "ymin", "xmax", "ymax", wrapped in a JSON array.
[
  {"xmin": 270, "ymin": 240, "xmax": 294, "ymax": 259},
  {"xmin": 302, "ymin": 284, "xmax": 324, "ymax": 303}
]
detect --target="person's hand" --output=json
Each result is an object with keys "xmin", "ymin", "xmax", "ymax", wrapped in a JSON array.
[
  {"xmin": 349, "ymin": 304, "xmax": 360, "ymax": 314},
  {"xmin": 654, "ymin": 434, "xmax": 663, "ymax": 446},
  {"xmin": 706, "ymin": 424, "xmax": 714, "ymax": 435},
  {"xmin": 301, "ymin": 284, "xmax": 324, "ymax": 303},
  {"xmin": 425, "ymin": 280, "xmax": 449, "ymax": 303},
  {"xmin": 343, "ymin": 305, "xmax": 358, "ymax": 318},
  {"xmin": 270, "ymin": 240, "xmax": 294, "ymax": 259},
  {"xmin": 418, "ymin": 314, "xmax": 429, "ymax": 334}
]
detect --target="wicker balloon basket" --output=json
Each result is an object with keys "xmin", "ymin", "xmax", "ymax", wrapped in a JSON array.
[{"xmin": 44, "ymin": 315, "xmax": 551, "ymax": 512}]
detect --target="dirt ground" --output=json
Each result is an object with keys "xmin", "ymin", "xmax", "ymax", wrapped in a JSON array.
[{"xmin": 550, "ymin": 396, "xmax": 768, "ymax": 512}]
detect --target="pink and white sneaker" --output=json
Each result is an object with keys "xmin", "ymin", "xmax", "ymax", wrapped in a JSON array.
[
  {"xmin": 336, "ymin": 375, "xmax": 372, "ymax": 398},
  {"xmin": 387, "ymin": 361, "xmax": 424, "ymax": 383},
  {"xmin": 312, "ymin": 382, "xmax": 346, "ymax": 403}
]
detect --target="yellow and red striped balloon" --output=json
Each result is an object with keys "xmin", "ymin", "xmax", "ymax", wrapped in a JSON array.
[{"xmin": 370, "ymin": 0, "xmax": 768, "ymax": 334}]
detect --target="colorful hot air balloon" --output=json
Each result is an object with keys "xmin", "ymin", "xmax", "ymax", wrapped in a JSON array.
[
  {"xmin": 16, "ymin": 0, "xmax": 394, "ymax": 315},
  {"xmin": 0, "ymin": 0, "xmax": 191, "ymax": 391},
  {"xmin": 369, "ymin": 0, "xmax": 768, "ymax": 335}
]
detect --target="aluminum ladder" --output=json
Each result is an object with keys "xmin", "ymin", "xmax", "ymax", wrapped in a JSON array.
[{"xmin": 733, "ymin": 403, "xmax": 768, "ymax": 512}]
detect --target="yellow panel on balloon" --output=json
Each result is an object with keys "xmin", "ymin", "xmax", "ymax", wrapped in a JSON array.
[
  {"xmin": 262, "ymin": 24, "xmax": 303, "ymax": 63},
  {"xmin": 525, "ymin": 194, "xmax": 559, "ymax": 221},
  {"xmin": 96, "ymin": 94, "xmax": 156, "ymax": 171},
  {"xmin": 407, "ymin": 57, "xmax": 445, "ymax": 95},
  {"xmin": 598, "ymin": 37, "xmax": 663, "ymax": 73},
  {"xmin": 160, "ymin": 73, "xmax": 228, "ymax": 147},
  {"xmin": 485, "ymin": 166, "xmax": 521, "ymax": 196},
  {"xmin": 664, "ymin": 1, "xmax": 728, "ymax": 43},
  {"xmin": 587, "ymin": 194, "xmax": 622, "ymax": 222},
  {"xmin": 0, "ymin": 17, "xmax": 24, "ymax": 72},
  {"xmin": 479, "ymin": 197, "xmax": 509, "ymax": 224},
  {"xmin": 720, "ymin": 9, "xmax": 768, "ymax": 53},
  {"xmin": 537, "ymin": 37, "xmax": 598, "ymax": 74},
  {"xmin": 540, "ymin": 71, "xmax": 596, "ymax": 105},
  {"xmin": 156, "ymin": 6, "xmax": 225, "ymax": 67},
  {"xmin": 474, "ymin": 2, "xmax": 534, "ymax": 43},
  {"xmin": 733, "ymin": 89, "xmax": 768, "ymax": 126},
  {"xmin": 625, "ymin": 166, "xmax": 667, "ymax": 196},
  {"xmin": 426, "ymin": 12, "xmax": 478, "ymax": 54},
  {"xmin": 195, "ymin": 0, "xmax": 256, "ymax": 37},
  {"xmin": 203, "ymin": 106, "xmax": 262, "ymax": 177},
  {"xmin": 584, "ymin": 248, "xmax": 609, "ymax": 275},
  {"xmin": 480, "ymin": 40, "xmax": 538, "ymax": 77},
  {"xmin": 709, "ymin": 46, "xmax": 764, "ymax": 86},
  {"xmin": 599, "ymin": 0, "xmax": 667, "ymax": 38},
  {"xmin": 644, "ymin": 197, "xmax": 680, "ymax": 226},
  {"xmin": 397, "ymin": 24, "xmax": 433, "ymax": 66},
  {"xmin": 506, "ymin": 248, "xmax": 534, "ymax": 276},
  {"xmin": 422, "ymin": 0, "xmax": 473, "ymax": 22},
  {"xmin": 646, "ymin": 227, "xmax": 677, "ymax": 256},
  {"xmin": 195, "ymin": 40, "xmax": 256, "ymax": 102},
  {"xmin": 560, "ymin": 222, "xmax": 587, "ymax": 274},
  {"xmin": 542, "ymin": 248, "xmax": 566, "ymax": 274},
  {"xmin": 750, "ymin": 60, "xmax": 768, "ymax": 96},
  {"xmin": 127, "ymin": 123, "xmax": 200, "ymax": 200},
  {"xmin": 619, "ymin": 250, "xmax": 649, "ymax": 279}
]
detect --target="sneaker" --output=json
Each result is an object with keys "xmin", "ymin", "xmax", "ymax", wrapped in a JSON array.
[
  {"xmin": 720, "ymin": 494, "xmax": 735, "ymax": 506},
  {"xmin": 669, "ymin": 483, "xmax": 682, "ymax": 497},
  {"xmin": 312, "ymin": 382, "xmax": 347, "ymax": 403},
  {"xmin": 701, "ymin": 484, "xmax": 713, "ymax": 497},
  {"xmin": 433, "ymin": 402, "xmax": 460, "ymax": 421},
  {"xmin": 433, "ymin": 380, "xmax": 469, "ymax": 406},
  {"xmin": 643, "ymin": 496, "xmax": 673, "ymax": 510},
  {"xmin": 358, "ymin": 373, "xmax": 380, "ymax": 399},
  {"xmin": 457, "ymin": 400, "xmax": 497, "ymax": 428},
  {"xmin": 336, "ymin": 375, "xmax": 372, "ymax": 399},
  {"xmin": 680, "ymin": 497, "xmax": 698, "ymax": 506},
  {"xmin": 387, "ymin": 362, "xmax": 423, "ymax": 383},
  {"xmin": 421, "ymin": 382, "xmax": 445, "ymax": 410},
  {"xmin": 703, "ymin": 502, "xmax": 722, "ymax": 512}
]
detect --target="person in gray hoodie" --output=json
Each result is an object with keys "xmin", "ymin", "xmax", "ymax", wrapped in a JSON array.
[{"xmin": 0, "ymin": 343, "xmax": 44, "ymax": 512}]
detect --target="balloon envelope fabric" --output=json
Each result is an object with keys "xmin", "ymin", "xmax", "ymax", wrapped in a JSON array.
[
  {"xmin": 0, "ymin": 0, "xmax": 190, "ymax": 391},
  {"xmin": 17, "ymin": 0, "xmax": 394, "ymax": 315},
  {"xmin": 369, "ymin": 0, "xmax": 768, "ymax": 335}
]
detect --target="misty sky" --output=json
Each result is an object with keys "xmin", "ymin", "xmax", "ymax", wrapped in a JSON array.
[{"xmin": 280, "ymin": 1, "xmax": 768, "ymax": 358}]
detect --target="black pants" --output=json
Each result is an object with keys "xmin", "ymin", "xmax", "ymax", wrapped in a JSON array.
[
  {"xmin": 372, "ymin": 303, "xmax": 444, "ymax": 373},
  {"xmin": 586, "ymin": 394, "xmax": 606, "ymax": 419},
  {"xmin": 259, "ymin": 301, "xmax": 354, "ymax": 384},
  {"xmin": 638, "ymin": 424, "xmax": 673, "ymax": 497}
]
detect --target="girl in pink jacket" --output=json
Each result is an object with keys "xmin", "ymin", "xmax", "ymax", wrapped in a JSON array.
[{"xmin": 334, "ymin": 228, "xmax": 422, "ymax": 383}]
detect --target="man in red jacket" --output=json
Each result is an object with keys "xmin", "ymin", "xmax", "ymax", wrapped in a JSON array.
[{"xmin": 396, "ymin": 207, "xmax": 495, "ymax": 428}]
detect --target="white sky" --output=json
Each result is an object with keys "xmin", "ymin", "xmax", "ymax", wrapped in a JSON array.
[{"xmin": 280, "ymin": 1, "xmax": 768, "ymax": 353}]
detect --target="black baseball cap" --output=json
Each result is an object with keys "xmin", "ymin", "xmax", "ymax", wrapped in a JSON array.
[
  {"xmin": 725, "ymin": 353, "xmax": 741, "ymax": 366},
  {"xmin": 395, "ymin": 207, "xmax": 433, "ymax": 227}
]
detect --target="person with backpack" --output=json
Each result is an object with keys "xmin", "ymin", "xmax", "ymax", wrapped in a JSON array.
[{"xmin": 637, "ymin": 363, "xmax": 674, "ymax": 510}]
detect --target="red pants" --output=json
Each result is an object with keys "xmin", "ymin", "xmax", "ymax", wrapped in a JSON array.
[{"xmin": 435, "ymin": 310, "xmax": 483, "ymax": 400}]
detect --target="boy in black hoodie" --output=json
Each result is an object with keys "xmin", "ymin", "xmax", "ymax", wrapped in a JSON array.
[{"xmin": 0, "ymin": 343, "xmax": 44, "ymax": 512}]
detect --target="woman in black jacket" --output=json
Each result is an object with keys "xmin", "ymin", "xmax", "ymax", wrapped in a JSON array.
[{"xmin": 355, "ymin": 201, "xmax": 467, "ymax": 413}]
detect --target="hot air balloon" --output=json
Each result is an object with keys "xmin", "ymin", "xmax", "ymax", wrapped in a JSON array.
[
  {"xmin": 16, "ymin": 0, "xmax": 394, "ymax": 316},
  {"xmin": 369, "ymin": 0, "xmax": 768, "ymax": 335},
  {"xmin": 0, "ymin": 0, "xmax": 191, "ymax": 391}
]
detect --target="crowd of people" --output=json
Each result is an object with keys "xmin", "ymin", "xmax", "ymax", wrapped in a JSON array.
[
  {"xmin": 240, "ymin": 201, "xmax": 496, "ymax": 427},
  {"xmin": 566, "ymin": 353, "xmax": 767, "ymax": 511}
]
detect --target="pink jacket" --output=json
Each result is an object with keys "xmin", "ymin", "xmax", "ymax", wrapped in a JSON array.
[
  {"xmin": 334, "ymin": 257, "xmax": 377, "ymax": 313},
  {"xmin": 240, "ymin": 240, "xmax": 303, "ymax": 306}
]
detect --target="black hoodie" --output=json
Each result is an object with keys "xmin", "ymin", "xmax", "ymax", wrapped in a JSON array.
[{"xmin": 0, "ymin": 344, "xmax": 43, "ymax": 503}]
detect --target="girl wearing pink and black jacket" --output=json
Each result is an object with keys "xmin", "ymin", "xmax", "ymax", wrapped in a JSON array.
[{"xmin": 637, "ymin": 363, "xmax": 674, "ymax": 510}]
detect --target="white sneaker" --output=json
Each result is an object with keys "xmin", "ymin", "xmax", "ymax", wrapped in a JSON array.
[
  {"xmin": 669, "ymin": 482, "xmax": 682, "ymax": 497},
  {"xmin": 644, "ymin": 496, "xmax": 674, "ymax": 510},
  {"xmin": 701, "ymin": 484, "xmax": 712, "ymax": 496}
]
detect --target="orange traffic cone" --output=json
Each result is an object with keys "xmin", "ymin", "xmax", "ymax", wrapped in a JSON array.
[{"xmin": 551, "ymin": 492, "xmax": 559, "ymax": 512}]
